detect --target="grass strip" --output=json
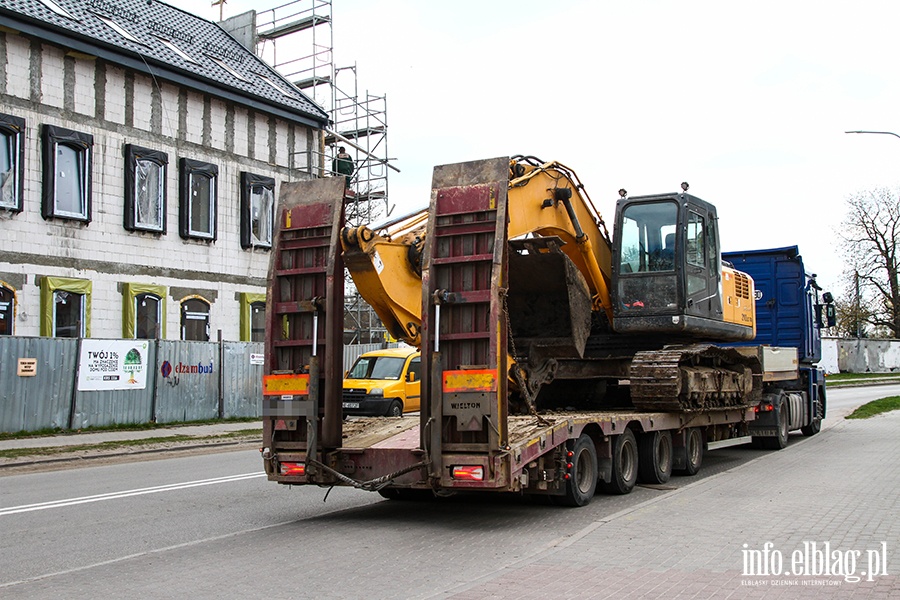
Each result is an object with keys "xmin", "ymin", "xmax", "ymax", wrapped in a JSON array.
[
  {"xmin": 826, "ymin": 372, "xmax": 900, "ymax": 385},
  {"xmin": 845, "ymin": 396, "xmax": 900, "ymax": 420}
]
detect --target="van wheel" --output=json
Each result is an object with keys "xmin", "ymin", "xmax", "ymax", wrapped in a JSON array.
[
  {"xmin": 557, "ymin": 434, "xmax": 598, "ymax": 507},
  {"xmin": 386, "ymin": 400, "xmax": 403, "ymax": 417},
  {"xmin": 638, "ymin": 430, "xmax": 673, "ymax": 484},
  {"xmin": 599, "ymin": 429, "xmax": 638, "ymax": 495}
]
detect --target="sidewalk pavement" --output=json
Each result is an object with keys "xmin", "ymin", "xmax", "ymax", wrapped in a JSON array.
[
  {"xmin": 0, "ymin": 421, "xmax": 262, "ymax": 452},
  {"xmin": 444, "ymin": 410, "xmax": 900, "ymax": 599}
]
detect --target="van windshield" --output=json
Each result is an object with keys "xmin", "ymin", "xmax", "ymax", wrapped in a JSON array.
[{"xmin": 347, "ymin": 356, "xmax": 406, "ymax": 380}]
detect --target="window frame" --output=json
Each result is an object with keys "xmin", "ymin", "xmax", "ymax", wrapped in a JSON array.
[
  {"xmin": 0, "ymin": 282, "xmax": 16, "ymax": 336},
  {"xmin": 124, "ymin": 145, "xmax": 168, "ymax": 233},
  {"xmin": 239, "ymin": 292, "xmax": 267, "ymax": 341},
  {"xmin": 0, "ymin": 114, "xmax": 25, "ymax": 213},
  {"xmin": 39, "ymin": 276, "xmax": 92, "ymax": 337},
  {"xmin": 180, "ymin": 296, "xmax": 211, "ymax": 341},
  {"xmin": 122, "ymin": 282, "xmax": 167, "ymax": 339},
  {"xmin": 240, "ymin": 172, "xmax": 275, "ymax": 249},
  {"xmin": 179, "ymin": 158, "xmax": 218, "ymax": 241},
  {"xmin": 41, "ymin": 125, "xmax": 93, "ymax": 223}
]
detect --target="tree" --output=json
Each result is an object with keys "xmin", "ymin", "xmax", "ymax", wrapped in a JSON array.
[
  {"xmin": 832, "ymin": 275, "xmax": 873, "ymax": 338},
  {"xmin": 839, "ymin": 188, "xmax": 900, "ymax": 338}
]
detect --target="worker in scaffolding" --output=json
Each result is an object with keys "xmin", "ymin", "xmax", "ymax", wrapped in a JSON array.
[{"xmin": 332, "ymin": 146, "xmax": 354, "ymax": 195}]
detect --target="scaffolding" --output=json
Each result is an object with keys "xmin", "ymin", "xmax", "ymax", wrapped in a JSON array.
[{"xmin": 252, "ymin": 0, "xmax": 393, "ymax": 344}]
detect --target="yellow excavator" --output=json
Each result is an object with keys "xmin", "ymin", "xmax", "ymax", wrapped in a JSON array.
[{"xmin": 340, "ymin": 155, "xmax": 758, "ymax": 413}]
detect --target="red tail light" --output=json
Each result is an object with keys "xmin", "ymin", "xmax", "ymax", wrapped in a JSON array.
[
  {"xmin": 280, "ymin": 462, "xmax": 305, "ymax": 476},
  {"xmin": 451, "ymin": 465, "xmax": 484, "ymax": 481}
]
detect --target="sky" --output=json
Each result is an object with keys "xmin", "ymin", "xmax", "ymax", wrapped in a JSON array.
[{"xmin": 168, "ymin": 0, "xmax": 900, "ymax": 297}]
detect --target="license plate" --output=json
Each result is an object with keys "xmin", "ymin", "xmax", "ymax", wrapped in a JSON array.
[{"xmin": 342, "ymin": 402, "xmax": 359, "ymax": 409}]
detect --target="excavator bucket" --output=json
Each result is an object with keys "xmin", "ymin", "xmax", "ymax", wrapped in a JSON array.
[{"xmin": 507, "ymin": 238, "xmax": 593, "ymax": 361}]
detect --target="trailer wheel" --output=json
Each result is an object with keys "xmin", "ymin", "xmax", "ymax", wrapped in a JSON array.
[
  {"xmin": 638, "ymin": 430, "xmax": 673, "ymax": 484},
  {"xmin": 675, "ymin": 428, "xmax": 704, "ymax": 476},
  {"xmin": 558, "ymin": 434, "xmax": 598, "ymax": 507},
  {"xmin": 599, "ymin": 429, "xmax": 638, "ymax": 495},
  {"xmin": 801, "ymin": 395, "xmax": 824, "ymax": 436},
  {"xmin": 386, "ymin": 400, "xmax": 403, "ymax": 417}
]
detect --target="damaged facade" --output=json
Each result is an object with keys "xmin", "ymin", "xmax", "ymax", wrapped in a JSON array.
[{"xmin": 0, "ymin": 0, "xmax": 329, "ymax": 340}]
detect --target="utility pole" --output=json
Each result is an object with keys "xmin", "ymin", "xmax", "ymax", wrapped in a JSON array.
[{"xmin": 855, "ymin": 270, "xmax": 861, "ymax": 339}]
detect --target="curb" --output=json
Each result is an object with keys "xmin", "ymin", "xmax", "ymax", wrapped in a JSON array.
[{"xmin": 0, "ymin": 438, "xmax": 260, "ymax": 470}]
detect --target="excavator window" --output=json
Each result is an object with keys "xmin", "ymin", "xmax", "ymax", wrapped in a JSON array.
[{"xmin": 619, "ymin": 201, "xmax": 678, "ymax": 274}]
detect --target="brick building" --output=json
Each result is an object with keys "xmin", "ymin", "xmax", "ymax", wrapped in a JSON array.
[{"xmin": 0, "ymin": 0, "xmax": 329, "ymax": 341}]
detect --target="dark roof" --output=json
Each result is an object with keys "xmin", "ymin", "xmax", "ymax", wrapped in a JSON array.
[{"xmin": 0, "ymin": 0, "xmax": 329, "ymax": 128}]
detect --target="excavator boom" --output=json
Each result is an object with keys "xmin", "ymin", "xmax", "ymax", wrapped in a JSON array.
[{"xmin": 341, "ymin": 156, "xmax": 617, "ymax": 346}]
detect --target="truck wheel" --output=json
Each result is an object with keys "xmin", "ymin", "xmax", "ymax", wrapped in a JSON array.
[
  {"xmin": 801, "ymin": 396, "xmax": 824, "ymax": 436},
  {"xmin": 753, "ymin": 402, "xmax": 789, "ymax": 450},
  {"xmin": 638, "ymin": 430, "xmax": 673, "ymax": 484},
  {"xmin": 675, "ymin": 428, "xmax": 703, "ymax": 476},
  {"xmin": 599, "ymin": 429, "xmax": 638, "ymax": 495},
  {"xmin": 558, "ymin": 434, "xmax": 598, "ymax": 507},
  {"xmin": 386, "ymin": 400, "xmax": 403, "ymax": 417}
]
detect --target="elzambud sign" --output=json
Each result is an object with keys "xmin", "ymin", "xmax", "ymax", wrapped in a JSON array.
[{"xmin": 77, "ymin": 340, "xmax": 150, "ymax": 391}]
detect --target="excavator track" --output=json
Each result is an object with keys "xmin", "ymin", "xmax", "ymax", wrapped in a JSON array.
[{"xmin": 629, "ymin": 344, "xmax": 761, "ymax": 412}]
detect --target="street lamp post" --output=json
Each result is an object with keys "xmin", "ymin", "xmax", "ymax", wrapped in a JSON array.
[
  {"xmin": 845, "ymin": 130, "xmax": 900, "ymax": 139},
  {"xmin": 843, "ymin": 129, "xmax": 899, "ymax": 339}
]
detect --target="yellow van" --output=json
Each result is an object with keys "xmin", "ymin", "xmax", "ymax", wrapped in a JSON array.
[{"xmin": 342, "ymin": 347, "xmax": 421, "ymax": 416}]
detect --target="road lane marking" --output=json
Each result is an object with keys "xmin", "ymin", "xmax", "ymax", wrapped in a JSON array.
[{"xmin": 0, "ymin": 472, "xmax": 266, "ymax": 516}]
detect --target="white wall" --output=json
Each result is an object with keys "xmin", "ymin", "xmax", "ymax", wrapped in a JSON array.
[{"xmin": 0, "ymin": 34, "xmax": 318, "ymax": 340}]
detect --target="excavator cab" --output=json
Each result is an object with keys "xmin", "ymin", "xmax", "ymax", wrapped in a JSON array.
[{"xmin": 611, "ymin": 192, "xmax": 754, "ymax": 341}]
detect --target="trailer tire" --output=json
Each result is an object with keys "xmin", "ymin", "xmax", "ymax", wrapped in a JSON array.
[
  {"xmin": 386, "ymin": 400, "xmax": 403, "ymax": 417},
  {"xmin": 599, "ymin": 429, "xmax": 638, "ymax": 495},
  {"xmin": 558, "ymin": 434, "xmax": 598, "ymax": 507},
  {"xmin": 638, "ymin": 430, "xmax": 673, "ymax": 484},
  {"xmin": 801, "ymin": 395, "xmax": 824, "ymax": 437},
  {"xmin": 675, "ymin": 428, "xmax": 704, "ymax": 476}
]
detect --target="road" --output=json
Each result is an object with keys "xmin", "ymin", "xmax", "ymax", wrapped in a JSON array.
[{"xmin": 0, "ymin": 385, "xmax": 896, "ymax": 599}]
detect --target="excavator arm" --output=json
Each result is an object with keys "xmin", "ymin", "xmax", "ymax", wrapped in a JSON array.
[{"xmin": 341, "ymin": 156, "xmax": 614, "ymax": 347}]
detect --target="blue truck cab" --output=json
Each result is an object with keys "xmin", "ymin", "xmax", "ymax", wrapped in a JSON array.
[{"xmin": 722, "ymin": 246, "xmax": 836, "ymax": 448}]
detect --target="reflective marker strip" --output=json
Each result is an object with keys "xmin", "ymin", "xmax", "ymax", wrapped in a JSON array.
[
  {"xmin": 263, "ymin": 373, "xmax": 309, "ymax": 396},
  {"xmin": 443, "ymin": 369, "xmax": 497, "ymax": 393},
  {"xmin": 0, "ymin": 473, "xmax": 265, "ymax": 516}
]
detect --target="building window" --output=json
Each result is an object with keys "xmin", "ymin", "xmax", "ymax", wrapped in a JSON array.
[
  {"xmin": 125, "ymin": 145, "xmax": 167, "ymax": 233},
  {"xmin": 179, "ymin": 158, "xmax": 217, "ymax": 240},
  {"xmin": 240, "ymin": 173, "xmax": 275, "ymax": 249},
  {"xmin": 41, "ymin": 125, "xmax": 93, "ymax": 223},
  {"xmin": 39, "ymin": 276, "xmax": 92, "ymax": 337},
  {"xmin": 0, "ymin": 114, "xmax": 25, "ymax": 212},
  {"xmin": 122, "ymin": 283, "xmax": 167, "ymax": 339},
  {"xmin": 181, "ymin": 297, "xmax": 210, "ymax": 341},
  {"xmin": 54, "ymin": 290, "xmax": 85, "ymax": 337},
  {"xmin": 136, "ymin": 294, "xmax": 162, "ymax": 339},
  {"xmin": 239, "ymin": 292, "xmax": 266, "ymax": 341},
  {"xmin": 0, "ymin": 283, "xmax": 15, "ymax": 335}
]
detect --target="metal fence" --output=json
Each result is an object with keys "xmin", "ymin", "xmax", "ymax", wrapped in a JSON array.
[
  {"xmin": 1, "ymin": 336, "xmax": 264, "ymax": 433},
  {"xmin": 0, "ymin": 337, "xmax": 404, "ymax": 433}
]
